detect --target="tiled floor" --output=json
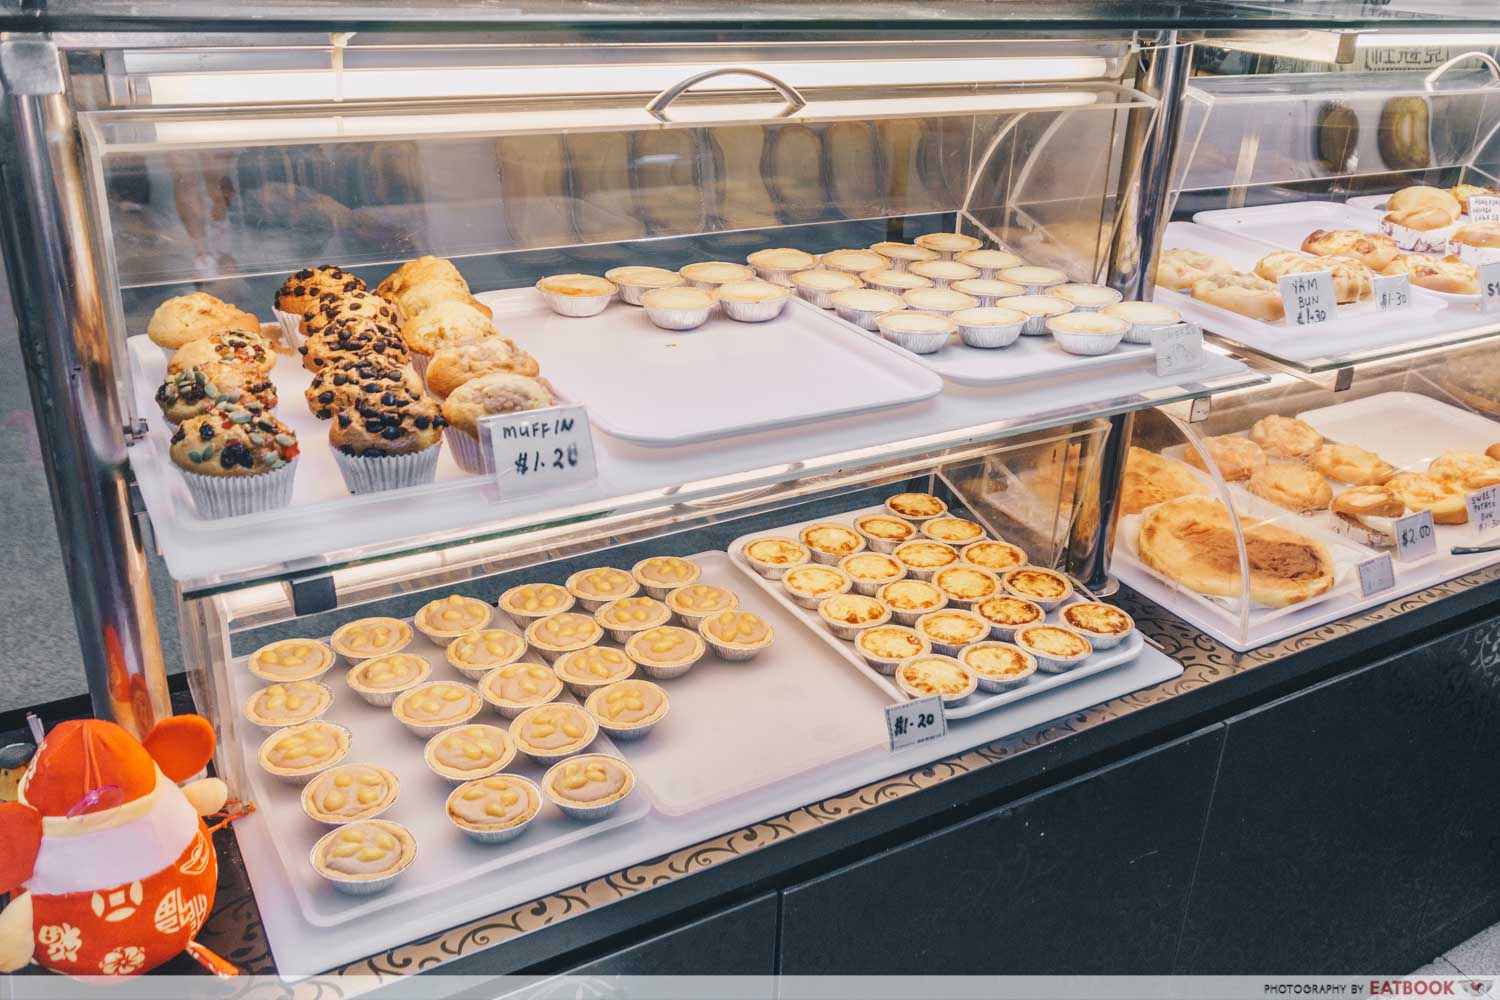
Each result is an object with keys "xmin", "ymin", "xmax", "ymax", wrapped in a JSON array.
[{"xmin": 1413, "ymin": 922, "xmax": 1500, "ymax": 976}]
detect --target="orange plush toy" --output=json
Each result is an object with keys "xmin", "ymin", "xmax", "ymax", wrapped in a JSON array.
[{"xmin": 0, "ymin": 715, "xmax": 239, "ymax": 977}]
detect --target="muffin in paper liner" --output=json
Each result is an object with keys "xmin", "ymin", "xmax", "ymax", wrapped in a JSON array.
[
  {"xmin": 445, "ymin": 425, "xmax": 489, "ymax": 474},
  {"xmin": 410, "ymin": 352, "xmax": 433, "ymax": 379},
  {"xmin": 333, "ymin": 444, "xmax": 441, "ymax": 495},
  {"xmin": 183, "ymin": 457, "xmax": 297, "ymax": 520}
]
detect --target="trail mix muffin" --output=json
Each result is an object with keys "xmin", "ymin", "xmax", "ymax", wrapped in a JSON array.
[
  {"xmin": 147, "ymin": 292, "xmax": 261, "ymax": 351},
  {"xmin": 425, "ymin": 337, "xmax": 541, "ymax": 399},
  {"xmin": 299, "ymin": 320, "xmax": 409, "ymax": 373},
  {"xmin": 170, "ymin": 402, "xmax": 299, "ymax": 518},
  {"xmin": 301, "ymin": 288, "xmax": 404, "ymax": 341},
  {"xmin": 441, "ymin": 373, "xmax": 556, "ymax": 473},
  {"xmin": 329, "ymin": 388, "xmax": 446, "ymax": 493},
  {"xmin": 156, "ymin": 362, "xmax": 277, "ymax": 424},
  {"xmin": 168, "ymin": 328, "xmax": 275, "ymax": 376},
  {"xmin": 276, "ymin": 265, "xmax": 366, "ymax": 326},
  {"xmin": 305, "ymin": 353, "xmax": 425, "ymax": 420}
]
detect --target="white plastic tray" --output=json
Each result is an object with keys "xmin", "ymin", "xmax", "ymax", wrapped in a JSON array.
[
  {"xmin": 1154, "ymin": 221, "xmax": 1448, "ymax": 365},
  {"xmin": 225, "ymin": 616, "xmax": 650, "ymax": 930},
  {"xmin": 726, "ymin": 506, "xmax": 1143, "ymax": 720},
  {"xmin": 474, "ymin": 288, "xmax": 943, "ymax": 447}
]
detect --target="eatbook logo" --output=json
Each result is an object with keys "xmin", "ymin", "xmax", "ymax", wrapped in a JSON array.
[{"xmin": 1461, "ymin": 982, "xmax": 1493, "ymax": 998}]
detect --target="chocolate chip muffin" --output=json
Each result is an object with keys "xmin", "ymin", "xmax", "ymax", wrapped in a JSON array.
[
  {"xmin": 156, "ymin": 362, "xmax": 278, "ymax": 424},
  {"xmin": 299, "ymin": 320, "xmax": 410, "ymax": 373},
  {"xmin": 301, "ymin": 288, "xmax": 404, "ymax": 341},
  {"xmin": 167, "ymin": 328, "xmax": 275, "ymax": 375},
  {"xmin": 305, "ymin": 354, "xmax": 424, "ymax": 419},
  {"xmin": 329, "ymin": 390, "xmax": 446, "ymax": 493},
  {"xmin": 275, "ymin": 265, "xmax": 366, "ymax": 320}
]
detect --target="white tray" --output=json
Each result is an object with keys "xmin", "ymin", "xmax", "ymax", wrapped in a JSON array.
[
  {"xmin": 725, "ymin": 506, "xmax": 1143, "ymax": 720},
  {"xmin": 225, "ymin": 616, "xmax": 650, "ymax": 930},
  {"xmin": 1154, "ymin": 221, "xmax": 1448, "ymax": 365},
  {"xmin": 616, "ymin": 551, "xmax": 891, "ymax": 817},
  {"xmin": 474, "ymin": 288, "xmax": 943, "ymax": 447}
]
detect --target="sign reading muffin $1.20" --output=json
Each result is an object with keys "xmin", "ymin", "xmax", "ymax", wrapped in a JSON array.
[{"xmin": 482, "ymin": 403, "xmax": 598, "ymax": 498}]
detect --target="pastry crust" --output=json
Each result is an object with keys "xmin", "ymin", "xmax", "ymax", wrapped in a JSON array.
[
  {"xmin": 1121, "ymin": 446, "xmax": 1208, "ymax": 516},
  {"xmin": 1427, "ymin": 450, "xmax": 1500, "ymax": 490},
  {"xmin": 1248, "ymin": 415, "xmax": 1323, "ymax": 461},
  {"xmin": 1300, "ymin": 229, "xmax": 1398, "ymax": 270},
  {"xmin": 1313, "ymin": 442, "xmax": 1394, "ymax": 485},
  {"xmin": 1487, "ymin": 443, "xmax": 1500, "ymax": 463},
  {"xmin": 1245, "ymin": 462, "xmax": 1334, "ymax": 513},
  {"xmin": 1137, "ymin": 496, "xmax": 1336, "ymax": 608},
  {"xmin": 1191, "ymin": 272, "xmax": 1285, "ymax": 322},
  {"xmin": 1157, "ymin": 248, "xmax": 1233, "ymax": 291},
  {"xmin": 1385, "ymin": 185, "xmax": 1462, "ymax": 230},
  {"xmin": 1331, "ymin": 484, "xmax": 1405, "ymax": 542},
  {"xmin": 1387, "ymin": 472, "xmax": 1468, "ymax": 524},
  {"xmin": 1254, "ymin": 251, "xmax": 1371, "ymax": 304},
  {"xmin": 1381, "ymin": 253, "xmax": 1478, "ymax": 295},
  {"xmin": 1183, "ymin": 435, "xmax": 1267, "ymax": 482}
]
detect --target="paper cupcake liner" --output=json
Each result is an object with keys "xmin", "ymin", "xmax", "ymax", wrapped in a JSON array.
[
  {"xmin": 183, "ymin": 458, "xmax": 298, "ymax": 520},
  {"xmin": 410, "ymin": 352, "xmax": 432, "ymax": 379},
  {"xmin": 1380, "ymin": 217, "xmax": 1457, "ymax": 253},
  {"xmin": 445, "ymin": 426, "xmax": 489, "ymax": 474},
  {"xmin": 273, "ymin": 307, "xmax": 307, "ymax": 351},
  {"xmin": 333, "ymin": 444, "xmax": 441, "ymax": 495}
]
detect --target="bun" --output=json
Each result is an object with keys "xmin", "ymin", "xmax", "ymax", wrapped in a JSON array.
[
  {"xmin": 1120, "ymin": 447, "xmax": 1207, "ymax": 516},
  {"xmin": 1157, "ymin": 248, "xmax": 1233, "ymax": 291},
  {"xmin": 1387, "ymin": 472, "xmax": 1468, "ymax": 524},
  {"xmin": 1313, "ymin": 442, "xmax": 1395, "ymax": 485},
  {"xmin": 1299, "ymin": 229, "xmax": 1398, "ymax": 271},
  {"xmin": 1191, "ymin": 272, "xmax": 1285, "ymax": 322},
  {"xmin": 1486, "ymin": 443, "xmax": 1500, "ymax": 464},
  {"xmin": 1248, "ymin": 415, "xmax": 1323, "ymax": 461},
  {"xmin": 1253, "ymin": 252, "xmax": 1371, "ymax": 304},
  {"xmin": 1385, "ymin": 185, "xmax": 1462, "ymax": 229},
  {"xmin": 1428, "ymin": 450, "xmax": 1500, "ymax": 490},
  {"xmin": 1451, "ymin": 222, "xmax": 1500, "ymax": 250},
  {"xmin": 1381, "ymin": 253, "xmax": 1478, "ymax": 295},
  {"xmin": 1245, "ymin": 462, "xmax": 1333, "ymax": 513},
  {"xmin": 1451, "ymin": 183, "xmax": 1500, "ymax": 213},
  {"xmin": 1183, "ymin": 434, "xmax": 1267, "ymax": 482}
]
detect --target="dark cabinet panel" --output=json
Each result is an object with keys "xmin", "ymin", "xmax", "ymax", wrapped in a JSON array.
[
  {"xmin": 1178, "ymin": 617, "xmax": 1500, "ymax": 973},
  {"xmin": 779, "ymin": 728, "xmax": 1223, "ymax": 974},
  {"xmin": 566, "ymin": 893, "xmax": 778, "ymax": 976}
]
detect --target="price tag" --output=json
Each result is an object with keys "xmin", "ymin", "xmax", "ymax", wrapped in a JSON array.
[
  {"xmin": 1278, "ymin": 270, "xmax": 1338, "ymax": 326},
  {"xmin": 1468, "ymin": 195, "xmax": 1500, "ymax": 223},
  {"xmin": 1394, "ymin": 509, "xmax": 1437, "ymax": 562},
  {"xmin": 1481, "ymin": 261, "xmax": 1500, "ymax": 313},
  {"xmin": 1372, "ymin": 272, "xmax": 1412, "ymax": 311},
  {"xmin": 1467, "ymin": 484, "xmax": 1500, "ymax": 536},
  {"xmin": 1357, "ymin": 553, "xmax": 1395, "ymax": 597},
  {"xmin": 482, "ymin": 403, "xmax": 598, "ymax": 498},
  {"xmin": 1152, "ymin": 322, "xmax": 1204, "ymax": 377},
  {"xmin": 886, "ymin": 695, "xmax": 946, "ymax": 751}
]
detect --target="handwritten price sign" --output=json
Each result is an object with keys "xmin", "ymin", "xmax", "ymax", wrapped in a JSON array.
[
  {"xmin": 1394, "ymin": 509, "xmax": 1437, "ymax": 562},
  {"xmin": 1357, "ymin": 553, "xmax": 1395, "ymax": 597},
  {"xmin": 1467, "ymin": 484, "xmax": 1500, "ymax": 536},
  {"xmin": 886, "ymin": 695, "xmax": 946, "ymax": 751},
  {"xmin": 1278, "ymin": 271, "xmax": 1339, "ymax": 327},
  {"xmin": 1468, "ymin": 195, "xmax": 1500, "ymax": 223},
  {"xmin": 482, "ymin": 403, "xmax": 598, "ymax": 498},
  {"xmin": 1481, "ymin": 261, "xmax": 1500, "ymax": 314},
  {"xmin": 1152, "ymin": 322, "xmax": 1205, "ymax": 377},
  {"xmin": 1372, "ymin": 272, "xmax": 1411, "ymax": 311}
]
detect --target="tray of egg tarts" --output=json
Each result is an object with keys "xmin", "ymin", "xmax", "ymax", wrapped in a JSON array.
[{"xmin": 726, "ymin": 492, "xmax": 1143, "ymax": 720}]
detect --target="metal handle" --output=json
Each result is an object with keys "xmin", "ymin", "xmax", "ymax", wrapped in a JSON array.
[
  {"xmin": 646, "ymin": 67, "xmax": 807, "ymax": 123},
  {"xmin": 1425, "ymin": 51, "xmax": 1500, "ymax": 91},
  {"xmin": 1451, "ymin": 543, "xmax": 1500, "ymax": 555}
]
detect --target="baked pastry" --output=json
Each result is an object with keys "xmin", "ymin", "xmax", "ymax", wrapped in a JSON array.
[
  {"xmin": 1381, "ymin": 253, "xmax": 1478, "ymax": 295},
  {"xmin": 445, "ymin": 629, "xmax": 526, "ymax": 680},
  {"xmin": 1428, "ymin": 450, "xmax": 1500, "ymax": 490},
  {"xmin": 1451, "ymin": 183, "xmax": 1500, "ymax": 213},
  {"xmin": 1386, "ymin": 472, "xmax": 1468, "ymax": 524},
  {"xmin": 631, "ymin": 556, "xmax": 701, "ymax": 598},
  {"xmin": 679, "ymin": 261, "xmax": 755, "ymax": 289},
  {"xmin": 169, "ymin": 402, "xmax": 298, "ymax": 500},
  {"xmin": 895, "ymin": 654, "xmax": 977, "ymax": 704},
  {"xmin": 1488, "ymin": 443, "xmax": 1500, "ymax": 463},
  {"xmin": 1451, "ymin": 222, "xmax": 1500, "ymax": 253},
  {"xmin": 596, "ymin": 596, "xmax": 671, "ymax": 642},
  {"xmin": 1060, "ymin": 602, "xmax": 1135, "ymax": 648},
  {"xmin": 1313, "ymin": 442, "xmax": 1395, "ymax": 485},
  {"xmin": 914, "ymin": 232, "xmax": 983, "ymax": 257},
  {"xmin": 147, "ymin": 292, "xmax": 261, "ymax": 350},
  {"xmin": 300, "ymin": 289, "xmax": 404, "ymax": 342},
  {"xmin": 871, "ymin": 241, "xmax": 940, "ymax": 267},
  {"xmin": 329, "ymin": 391, "xmax": 444, "ymax": 459},
  {"xmin": 902, "ymin": 287, "xmax": 979, "ymax": 315},
  {"xmin": 914, "ymin": 608, "xmax": 989, "ymax": 655},
  {"xmin": 955, "ymin": 248, "xmax": 1023, "ymax": 273},
  {"xmin": 1299, "ymin": 230, "xmax": 1398, "ymax": 270},
  {"xmin": 258, "ymin": 720, "xmax": 351, "ymax": 783},
  {"xmin": 542, "ymin": 754, "xmax": 635, "ymax": 819},
  {"xmin": 391, "ymin": 280, "xmax": 491, "ymax": 324},
  {"xmin": 1044, "ymin": 283, "xmax": 1124, "ymax": 311},
  {"xmin": 305, "ymin": 354, "xmax": 424, "ymax": 420},
  {"xmin": 424, "ymin": 723, "xmax": 514, "ymax": 782},
  {"xmin": 742, "ymin": 536, "xmax": 811, "ymax": 578},
  {"xmin": 479, "ymin": 661, "xmax": 564, "ymax": 716},
  {"xmin": 1121, "ymin": 447, "xmax": 1208, "ymax": 516},
  {"xmin": 623, "ymin": 625, "xmax": 705, "ymax": 679},
  {"xmin": 1246, "ymin": 462, "xmax": 1333, "ymax": 513},
  {"xmin": 301, "ymin": 764, "xmax": 399, "ymax": 825},
  {"xmin": 698, "ymin": 610, "xmax": 774, "ymax": 660},
  {"xmin": 1013, "ymin": 624, "xmax": 1093, "ymax": 673},
  {"xmin": 243, "ymin": 680, "xmax": 332, "ymax": 731},
  {"xmin": 818, "ymin": 593, "xmax": 891, "ymax": 640},
  {"xmin": 664, "ymin": 583, "xmax": 738, "ymax": 628},
  {"xmin": 425, "ymin": 338, "xmax": 540, "ymax": 399},
  {"xmin": 605, "ymin": 265, "xmax": 685, "ymax": 306},
  {"xmin": 1253, "ymin": 251, "xmax": 1370, "ymax": 304},
  {"xmin": 446, "ymin": 774, "xmax": 540, "ymax": 841},
  {"xmin": 1183, "ymin": 434, "xmax": 1267, "ymax": 482},
  {"xmin": 1248, "ymin": 415, "xmax": 1323, "ymax": 461},
  {"xmin": 885, "ymin": 492, "xmax": 947, "ymax": 521},
  {"xmin": 1156, "ymin": 247, "xmax": 1233, "ymax": 291},
  {"xmin": 391, "ymin": 680, "xmax": 483, "ymax": 737},
  {"xmin": 999, "ymin": 567, "xmax": 1073, "ymax": 610},
  {"xmin": 783, "ymin": 564, "xmax": 852, "ymax": 608},
  {"xmin": 276, "ymin": 265, "xmax": 366, "ymax": 321},
  {"xmin": 932, "ymin": 565, "xmax": 999, "ymax": 608},
  {"xmin": 585, "ymin": 679, "xmax": 670, "ymax": 736},
  {"xmin": 498, "ymin": 583, "xmax": 574, "ymax": 626},
  {"xmin": 877, "ymin": 578, "xmax": 948, "ymax": 625},
  {"xmin": 1191, "ymin": 271, "xmax": 1285, "ymax": 322},
  {"xmin": 974, "ymin": 594, "xmax": 1044, "ymax": 640},
  {"xmin": 747, "ymin": 247, "xmax": 818, "ymax": 282},
  {"xmin": 1384, "ymin": 185, "xmax": 1462, "ymax": 231},
  {"xmin": 311, "ymin": 819, "xmax": 415, "ymax": 893},
  {"xmin": 377, "ymin": 255, "xmax": 468, "ymax": 302},
  {"xmin": 1331, "ymin": 484, "xmax": 1405, "ymax": 546},
  {"xmin": 248, "ymin": 638, "xmax": 335, "ymax": 683},
  {"xmin": 299, "ymin": 321, "xmax": 409, "ymax": 373},
  {"xmin": 962, "ymin": 540, "xmax": 1028, "ymax": 572},
  {"xmin": 525, "ymin": 612, "xmax": 604, "ymax": 662},
  {"xmin": 553, "ymin": 646, "xmax": 635, "ymax": 696},
  {"xmin": 800, "ymin": 523, "xmax": 865, "ymax": 564},
  {"xmin": 921, "ymin": 516, "xmax": 985, "ymax": 545},
  {"xmin": 909, "ymin": 259, "xmax": 979, "ymax": 287},
  {"xmin": 330, "ymin": 617, "xmax": 412, "ymax": 664},
  {"xmin": 346, "ymin": 652, "xmax": 431, "ymax": 706},
  {"xmin": 960, "ymin": 642, "xmax": 1036, "ymax": 691},
  {"xmin": 440, "ymin": 373, "xmax": 554, "ymax": 435},
  {"xmin": 156, "ymin": 363, "xmax": 276, "ymax": 424},
  {"xmin": 566, "ymin": 567, "xmax": 640, "ymax": 611},
  {"xmin": 167, "ymin": 329, "xmax": 275, "ymax": 375},
  {"xmin": 823, "ymin": 249, "xmax": 889, "ymax": 276},
  {"xmin": 401, "ymin": 300, "xmax": 498, "ymax": 363},
  {"xmin": 854, "ymin": 624, "xmax": 930, "ymax": 673},
  {"xmin": 839, "ymin": 552, "xmax": 904, "ymax": 595},
  {"xmin": 893, "ymin": 540, "xmax": 960, "ymax": 579},
  {"xmin": 1136, "ymin": 496, "xmax": 1335, "ymax": 608},
  {"xmin": 535, "ymin": 273, "xmax": 615, "ymax": 317},
  {"xmin": 852, "ymin": 514, "xmax": 916, "ymax": 552}
]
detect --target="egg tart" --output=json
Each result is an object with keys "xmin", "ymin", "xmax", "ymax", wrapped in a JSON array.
[
  {"xmin": 885, "ymin": 492, "xmax": 947, "ymax": 522},
  {"xmin": 330, "ymin": 617, "xmax": 412, "ymax": 665},
  {"xmin": 799, "ymin": 523, "xmax": 866, "ymax": 564},
  {"xmin": 445, "ymin": 629, "xmax": 527, "ymax": 681},
  {"xmin": 311, "ymin": 819, "xmax": 415, "ymax": 895},
  {"xmin": 446, "ymin": 774, "xmax": 541, "ymax": 844},
  {"xmin": 959, "ymin": 642, "xmax": 1036, "ymax": 693},
  {"xmin": 1014, "ymin": 624, "xmax": 1093, "ymax": 673},
  {"xmin": 742, "ymin": 536, "xmax": 811, "ymax": 579},
  {"xmin": 853, "ymin": 513, "xmax": 917, "ymax": 552},
  {"xmin": 248, "ymin": 638, "xmax": 335, "ymax": 683},
  {"xmin": 914, "ymin": 609, "xmax": 990, "ymax": 656},
  {"xmin": 301, "ymin": 764, "xmax": 399, "ymax": 825},
  {"xmin": 698, "ymin": 610, "xmax": 774, "ymax": 661},
  {"xmin": 664, "ymin": 584, "xmax": 738, "ymax": 629},
  {"xmin": 243, "ymin": 680, "xmax": 332, "ymax": 732},
  {"xmin": 818, "ymin": 593, "xmax": 892, "ymax": 640},
  {"xmin": 783, "ymin": 564, "xmax": 852, "ymax": 609},
  {"xmin": 961, "ymin": 540, "xmax": 1027, "ymax": 573},
  {"xmin": 595, "ymin": 596, "xmax": 672, "ymax": 644},
  {"xmin": 974, "ymin": 594, "xmax": 1045, "ymax": 641},
  {"xmin": 542, "ymin": 754, "xmax": 636, "ymax": 821},
  {"xmin": 624, "ymin": 625, "xmax": 706, "ymax": 679},
  {"xmin": 823, "ymin": 248, "xmax": 889, "ymax": 275},
  {"xmin": 920, "ymin": 516, "xmax": 985, "ymax": 545},
  {"xmin": 259, "ymin": 721, "xmax": 351, "ymax": 785},
  {"xmin": 413, "ymin": 594, "xmax": 494, "ymax": 644},
  {"xmin": 424, "ymin": 723, "xmax": 515, "ymax": 783},
  {"xmin": 893, "ymin": 540, "xmax": 961, "ymax": 580},
  {"xmin": 565, "ymin": 567, "xmax": 640, "ymax": 612},
  {"xmin": 631, "ymin": 556, "xmax": 702, "ymax": 599},
  {"xmin": 1059, "ymin": 602, "xmax": 1135, "ymax": 650},
  {"xmin": 999, "ymin": 567, "xmax": 1074, "ymax": 611},
  {"xmin": 525, "ymin": 612, "xmax": 605, "ymax": 662},
  {"xmin": 839, "ymin": 551, "xmax": 906, "ymax": 596},
  {"xmin": 854, "ymin": 624, "xmax": 930, "ymax": 674},
  {"xmin": 895, "ymin": 654, "xmax": 977, "ymax": 705},
  {"xmin": 876, "ymin": 578, "xmax": 948, "ymax": 625},
  {"xmin": 914, "ymin": 232, "xmax": 983, "ymax": 257},
  {"xmin": 584, "ymin": 679, "xmax": 670, "ymax": 739},
  {"xmin": 346, "ymin": 652, "xmax": 432, "ymax": 707},
  {"xmin": 553, "ymin": 645, "xmax": 636, "ymax": 697},
  {"xmin": 498, "ymin": 583, "xmax": 576, "ymax": 627},
  {"xmin": 391, "ymin": 680, "xmax": 483, "ymax": 737},
  {"xmin": 479, "ymin": 661, "xmax": 563, "ymax": 717},
  {"xmin": 510, "ymin": 702, "xmax": 598, "ymax": 764},
  {"xmin": 931, "ymin": 564, "xmax": 1001, "ymax": 609}
]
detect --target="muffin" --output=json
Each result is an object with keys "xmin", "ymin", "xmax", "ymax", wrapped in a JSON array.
[
  {"xmin": 156, "ymin": 363, "xmax": 277, "ymax": 425},
  {"xmin": 305, "ymin": 353, "xmax": 425, "ymax": 420},
  {"xmin": 275, "ymin": 265, "xmax": 366, "ymax": 346},
  {"xmin": 377, "ymin": 255, "xmax": 469, "ymax": 302},
  {"xmin": 425, "ymin": 337, "xmax": 540, "ymax": 399},
  {"xmin": 329, "ymin": 390, "xmax": 445, "ymax": 493},
  {"xmin": 169, "ymin": 402, "xmax": 299, "ymax": 518},
  {"xmin": 299, "ymin": 320, "xmax": 409, "ymax": 374},
  {"xmin": 167, "ymin": 328, "xmax": 275, "ymax": 376},
  {"xmin": 147, "ymin": 292, "xmax": 261, "ymax": 353},
  {"xmin": 401, "ymin": 300, "xmax": 499, "ymax": 375},
  {"xmin": 300, "ymin": 289, "xmax": 404, "ymax": 343},
  {"xmin": 441, "ymin": 373, "xmax": 556, "ymax": 473}
]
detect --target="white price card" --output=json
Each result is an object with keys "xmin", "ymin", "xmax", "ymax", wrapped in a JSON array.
[
  {"xmin": 1152, "ymin": 322, "xmax": 1204, "ymax": 377},
  {"xmin": 1394, "ymin": 509, "xmax": 1437, "ymax": 562},
  {"xmin": 1357, "ymin": 553, "xmax": 1395, "ymax": 598},
  {"xmin": 886, "ymin": 695, "xmax": 946, "ymax": 751},
  {"xmin": 1372, "ymin": 272, "xmax": 1412, "ymax": 311},
  {"xmin": 1467, "ymin": 484, "xmax": 1500, "ymax": 536},
  {"xmin": 1468, "ymin": 195, "xmax": 1500, "ymax": 223},
  {"xmin": 1278, "ymin": 270, "xmax": 1339, "ymax": 327},
  {"xmin": 482, "ymin": 403, "xmax": 598, "ymax": 497},
  {"xmin": 1481, "ymin": 261, "xmax": 1500, "ymax": 313}
]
